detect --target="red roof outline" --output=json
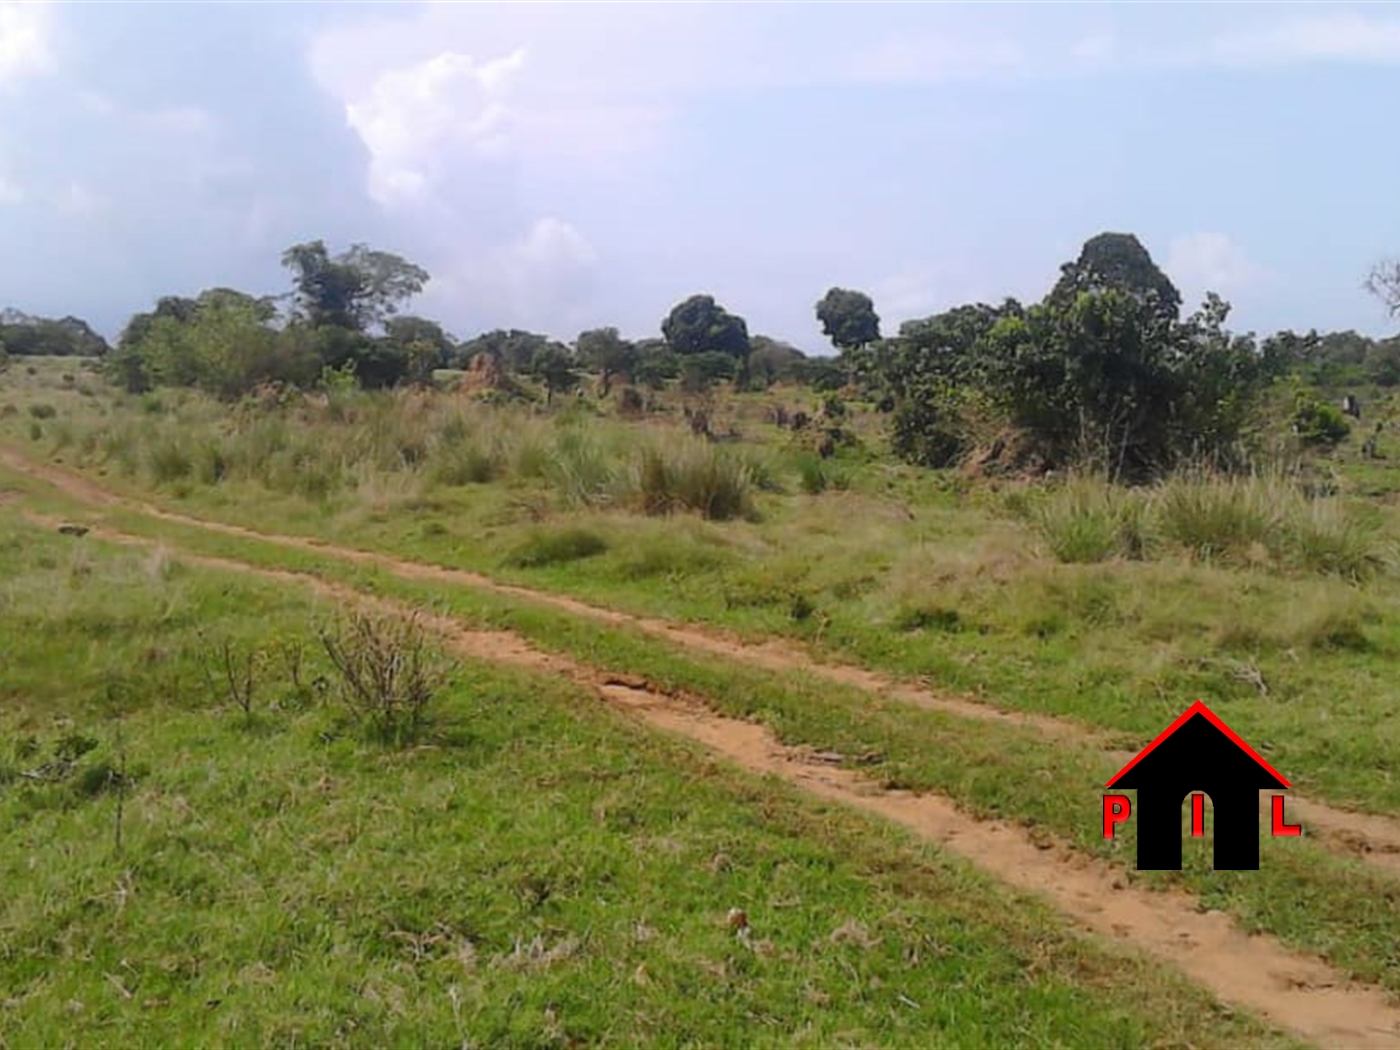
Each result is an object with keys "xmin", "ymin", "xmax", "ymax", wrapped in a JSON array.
[{"xmin": 1105, "ymin": 700, "xmax": 1290, "ymax": 789}]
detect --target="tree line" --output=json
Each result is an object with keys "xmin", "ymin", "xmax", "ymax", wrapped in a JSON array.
[{"xmin": 2, "ymin": 231, "xmax": 1397, "ymax": 480}]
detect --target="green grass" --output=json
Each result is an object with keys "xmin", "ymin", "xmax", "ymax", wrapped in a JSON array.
[
  {"xmin": 10, "ymin": 477, "xmax": 1400, "ymax": 1004},
  {"xmin": 0, "ymin": 518, "xmax": 1296, "ymax": 1047}
]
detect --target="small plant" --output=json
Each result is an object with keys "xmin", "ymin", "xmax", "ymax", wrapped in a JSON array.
[
  {"xmin": 28, "ymin": 403, "xmax": 56, "ymax": 419},
  {"xmin": 200, "ymin": 634, "xmax": 265, "ymax": 725},
  {"xmin": 317, "ymin": 608, "xmax": 447, "ymax": 745},
  {"xmin": 796, "ymin": 452, "xmax": 829, "ymax": 495}
]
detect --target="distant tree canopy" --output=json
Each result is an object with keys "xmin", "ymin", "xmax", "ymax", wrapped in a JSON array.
[
  {"xmin": 280, "ymin": 240, "xmax": 430, "ymax": 332},
  {"xmin": 455, "ymin": 329, "xmax": 565, "ymax": 373},
  {"xmin": 106, "ymin": 241, "xmax": 435, "ymax": 396},
  {"xmin": 630, "ymin": 338, "xmax": 681, "ymax": 390},
  {"xmin": 67, "ymin": 224, "xmax": 1400, "ymax": 478},
  {"xmin": 575, "ymin": 327, "xmax": 637, "ymax": 395},
  {"xmin": 527, "ymin": 344, "xmax": 582, "ymax": 404},
  {"xmin": 662, "ymin": 294, "xmax": 751, "ymax": 360},
  {"xmin": 746, "ymin": 335, "xmax": 808, "ymax": 388},
  {"xmin": 861, "ymin": 234, "xmax": 1269, "ymax": 479},
  {"xmin": 815, "ymin": 288, "xmax": 880, "ymax": 351},
  {"xmin": 1048, "ymin": 231, "xmax": 1183, "ymax": 323},
  {"xmin": 0, "ymin": 309, "xmax": 109, "ymax": 357},
  {"xmin": 107, "ymin": 290, "xmax": 318, "ymax": 398}
]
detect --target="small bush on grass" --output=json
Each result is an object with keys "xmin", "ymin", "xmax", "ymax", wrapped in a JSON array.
[
  {"xmin": 504, "ymin": 527, "xmax": 609, "ymax": 568},
  {"xmin": 317, "ymin": 609, "xmax": 448, "ymax": 746}
]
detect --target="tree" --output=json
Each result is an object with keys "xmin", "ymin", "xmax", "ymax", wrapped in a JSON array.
[
  {"xmin": 455, "ymin": 329, "xmax": 558, "ymax": 372},
  {"xmin": 1366, "ymin": 338, "xmax": 1400, "ymax": 387},
  {"xmin": 746, "ymin": 336, "xmax": 808, "ymax": 389},
  {"xmin": 631, "ymin": 339, "xmax": 681, "ymax": 390},
  {"xmin": 528, "ymin": 344, "xmax": 581, "ymax": 405},
  {"xmin": 661, "ymin": 294, "xmax": 751, "ymax": 359},
  {"xmin": 815, "ymin": 287, "xmax": 881, "ymax": 352},
  {"xmin": 384, "ymin": 316, "xmax": 456, "ymax": 368},
  {"xmin": 1366, "ymin": 259, "xmax": 1400, "ymax": 318},
  {"xmin": 680, "ymin": 351, "xmax": 736, "ymax": 394},
  {"xmin": 575, "ymin": 327, "xmax": 637, "ymax": 396},
  {"xmin": 0, "ymin": 311, "xmax": 110, "ymax": 357},
  {"xmin": 106, "ymin": 292, "xmax": 319, "ymax": 399},
  {"xmin": 1048, "ymin": 232, "xmax": 1182, "ymax": 323},
  {"xmin": 280, "ymin": 240, "xmax": 429, "ymax": 332}
]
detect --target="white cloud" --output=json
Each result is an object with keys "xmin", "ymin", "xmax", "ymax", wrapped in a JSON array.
[
  {"xmin": 1167, "ymin": 233, "xmax": 1267, "ymax": 297},
  {"xmin": 1201, "ymin": 12, "xmax": 1400, "ymax": 67},
  {"xmin": 0, "ymin": 171, "xmax": 22, "ymax": 204},
  {"xmin": 847, "ymin": 34, "xmax": 1027, "ymax": 84},
  {"xmin": 420, "ymin": 216, "xmax": 598, "ymax": 337},
  {"xmin": 343, "ymin": 48, "xmax": 525, "ymax": 208},
  {"xmin": 0, "ymin": 1, "xmax": 51, "ymax": 84}
]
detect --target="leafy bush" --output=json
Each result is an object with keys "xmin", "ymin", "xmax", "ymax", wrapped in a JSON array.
[
  {"xmin": 890, "ymin": 399, "xmax": 964, "ymax": 469},
  {"xmin": 504, "ymin": 527, "xmax": 609, "ymax": 568},
  {"xmin": 1291, "ymin": 393, "xmax": 1351, "ymax": 448},
  {"xmin": 28, "ymin": 403, "xmax": 57, "ymax": 420}
]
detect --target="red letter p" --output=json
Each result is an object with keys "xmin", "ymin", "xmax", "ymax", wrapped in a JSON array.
[{"xmin": 1103, "ymin": 794, "xmax": 1131, "ymax": 838}]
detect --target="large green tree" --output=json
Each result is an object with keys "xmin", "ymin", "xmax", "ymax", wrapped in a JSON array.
[
  {"xmin": 280, "ymin": 240, "xmax": 430, "ymax": 332},
  {"xmin": 1048, "ymin": 232, "xmax": 1182, "ymax": 323},
  {"xmin": 661, "ymin": 294, "xmax": 751, "ymax": 360},
  {"xmin": 815, "ymin": 287, "xmax": 881, "ymax": 352}
]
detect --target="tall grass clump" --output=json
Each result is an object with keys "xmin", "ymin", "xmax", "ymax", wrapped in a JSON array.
[
  {"xmin": 1283, "ymin": 499, "xmax": 1391, "ymax": 582},
  {"xmin": 613, "ymin": 437, "xmax": 756, "ymax": 521},
  {"xmin": 546, "ymin": 429, "xmax": 616, "ymax": 508},
  {"xmin": 1031, "ymin": 477, "xmax": 1152, "ymax": 563},
  {"xmin": 1155, "ymin": 471, "xmax": 1282, "ymax": 562}
]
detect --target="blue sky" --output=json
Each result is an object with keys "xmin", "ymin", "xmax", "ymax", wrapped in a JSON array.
[{"xmin": 1, "ymin": 1, "xmax": 1398, "ymax": 352}]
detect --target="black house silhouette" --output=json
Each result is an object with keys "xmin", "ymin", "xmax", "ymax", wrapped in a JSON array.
[{"xmin": 1106, "ymin": 701, "xmax": 1290, "ymax": 870}]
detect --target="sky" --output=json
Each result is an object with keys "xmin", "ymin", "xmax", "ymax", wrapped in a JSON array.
[{"xmin": 1, "ymin": 1, "xmax": 1399, "ymax": 353}]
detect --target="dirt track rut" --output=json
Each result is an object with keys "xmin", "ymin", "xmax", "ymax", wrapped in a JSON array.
[
  {"xmin": 6, "ymin": 447, "xmax": 1400, "ymax": 881},
  {"xmin": 15, "ymin": 508, "xmax": 1400, "ymax": 1049}
]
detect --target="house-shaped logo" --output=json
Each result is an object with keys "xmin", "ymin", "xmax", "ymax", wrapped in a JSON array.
[{"xmin": 1102, "ymin": 701, "xmax": 1300, "ymax": 870}]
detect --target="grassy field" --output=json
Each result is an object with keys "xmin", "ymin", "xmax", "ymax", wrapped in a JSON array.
[
  {"xmin": 0, "ymin": 516, "xmax": 1297, "ymax": 1047},
  {"xmin": 8, "ymin": 355, "xmax": 1400, "ymax": 1045}
]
